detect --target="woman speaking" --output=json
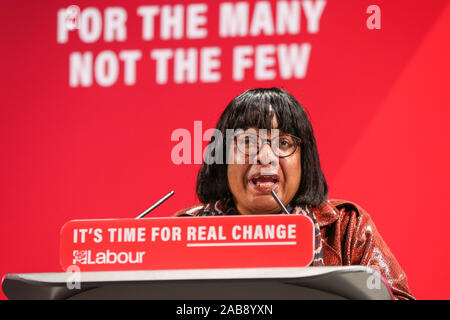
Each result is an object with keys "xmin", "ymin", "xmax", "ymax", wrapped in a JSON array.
[{"xmin": 174, "ymin": 87, "xmax": 414, "ymax": 300}]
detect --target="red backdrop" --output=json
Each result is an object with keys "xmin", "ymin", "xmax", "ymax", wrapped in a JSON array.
[{"xmin": 1, "ymin": 0, "xmax": 449, "ymax": 299}]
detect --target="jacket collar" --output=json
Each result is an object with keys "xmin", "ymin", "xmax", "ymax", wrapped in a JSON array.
[
  {"xmin": 312, "ymin": 200, "xmax": 340, "ymax": 227},
  {"xmin": 207, "ymin": 199, "xmax": 340, "ymax": 227}
]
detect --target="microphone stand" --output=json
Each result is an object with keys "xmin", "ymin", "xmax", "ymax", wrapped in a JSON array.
[
  {"xmin": 136, "ymin": 191, "xmax": 175, "ymax": 219},
  {"xmin": 271, "ymin": 189, "xmax": 291, "ymax": 215}
]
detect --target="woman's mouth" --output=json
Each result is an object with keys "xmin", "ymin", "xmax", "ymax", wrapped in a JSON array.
[{"xmin": 248, "ymin": 174, "xmax": 280, "ymax": 193}]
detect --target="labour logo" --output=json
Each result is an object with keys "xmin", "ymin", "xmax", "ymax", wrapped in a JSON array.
[{"xmin": 73, "ymin": 250, "xmax": 89, "ymax": 264}]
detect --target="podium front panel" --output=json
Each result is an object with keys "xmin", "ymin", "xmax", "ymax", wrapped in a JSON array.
[{"xmin": 2, "ymin": 266, "xmax": 393, "ymax": 300}]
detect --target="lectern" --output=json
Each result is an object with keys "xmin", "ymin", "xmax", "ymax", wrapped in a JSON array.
[{"xmin": 2, "ymin": 266, "xmax": 393, "ymax": 300}]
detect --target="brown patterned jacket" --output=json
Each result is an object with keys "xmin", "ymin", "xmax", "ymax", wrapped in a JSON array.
[{"xmin": 173, "ymin": 199, "xmax": 414, "ymax": 300}]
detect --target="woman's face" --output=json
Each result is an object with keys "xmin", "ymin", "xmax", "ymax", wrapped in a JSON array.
[{"xmin": 227, "ymin": 117, "xmax": 301, "ymax": 215}]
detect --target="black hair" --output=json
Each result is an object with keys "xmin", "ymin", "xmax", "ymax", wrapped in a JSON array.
[{"xmin": 196, "ymin": 87, "xmax": 328, "ymax": 208}]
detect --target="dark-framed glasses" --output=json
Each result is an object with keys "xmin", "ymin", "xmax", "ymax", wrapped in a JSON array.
[{"xmin": 233, "ymin": 132, "xmax": 302, "ymax": 158}]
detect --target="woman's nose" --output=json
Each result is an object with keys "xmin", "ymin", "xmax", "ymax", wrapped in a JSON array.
[{"xmin": 256, "ymin": 142, "xmax": 279, "ymax": 166}]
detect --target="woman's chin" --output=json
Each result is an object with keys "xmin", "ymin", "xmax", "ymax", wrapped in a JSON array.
[{"xmin": 245, "ymin": 198, "xmax": 283, "ymax": 215}]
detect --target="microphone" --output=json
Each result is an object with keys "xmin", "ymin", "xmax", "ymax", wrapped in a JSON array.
[
  {"xmin": 271, "ymin": 188, "xmax": 291, "ymax": 215},
  {"xmin": 136, "ymin": 191, "xmax": 175, "ymax": 219}
]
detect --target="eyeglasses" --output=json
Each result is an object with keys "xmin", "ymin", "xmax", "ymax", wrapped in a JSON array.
[{"xmin": 233, "ymin": 132, "xmax": 302, "ymax": 158}]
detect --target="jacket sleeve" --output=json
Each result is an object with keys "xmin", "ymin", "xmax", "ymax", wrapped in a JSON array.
[{"xmin": 339, "ymin": 203, "xmax": 415, "ymax": 300}]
